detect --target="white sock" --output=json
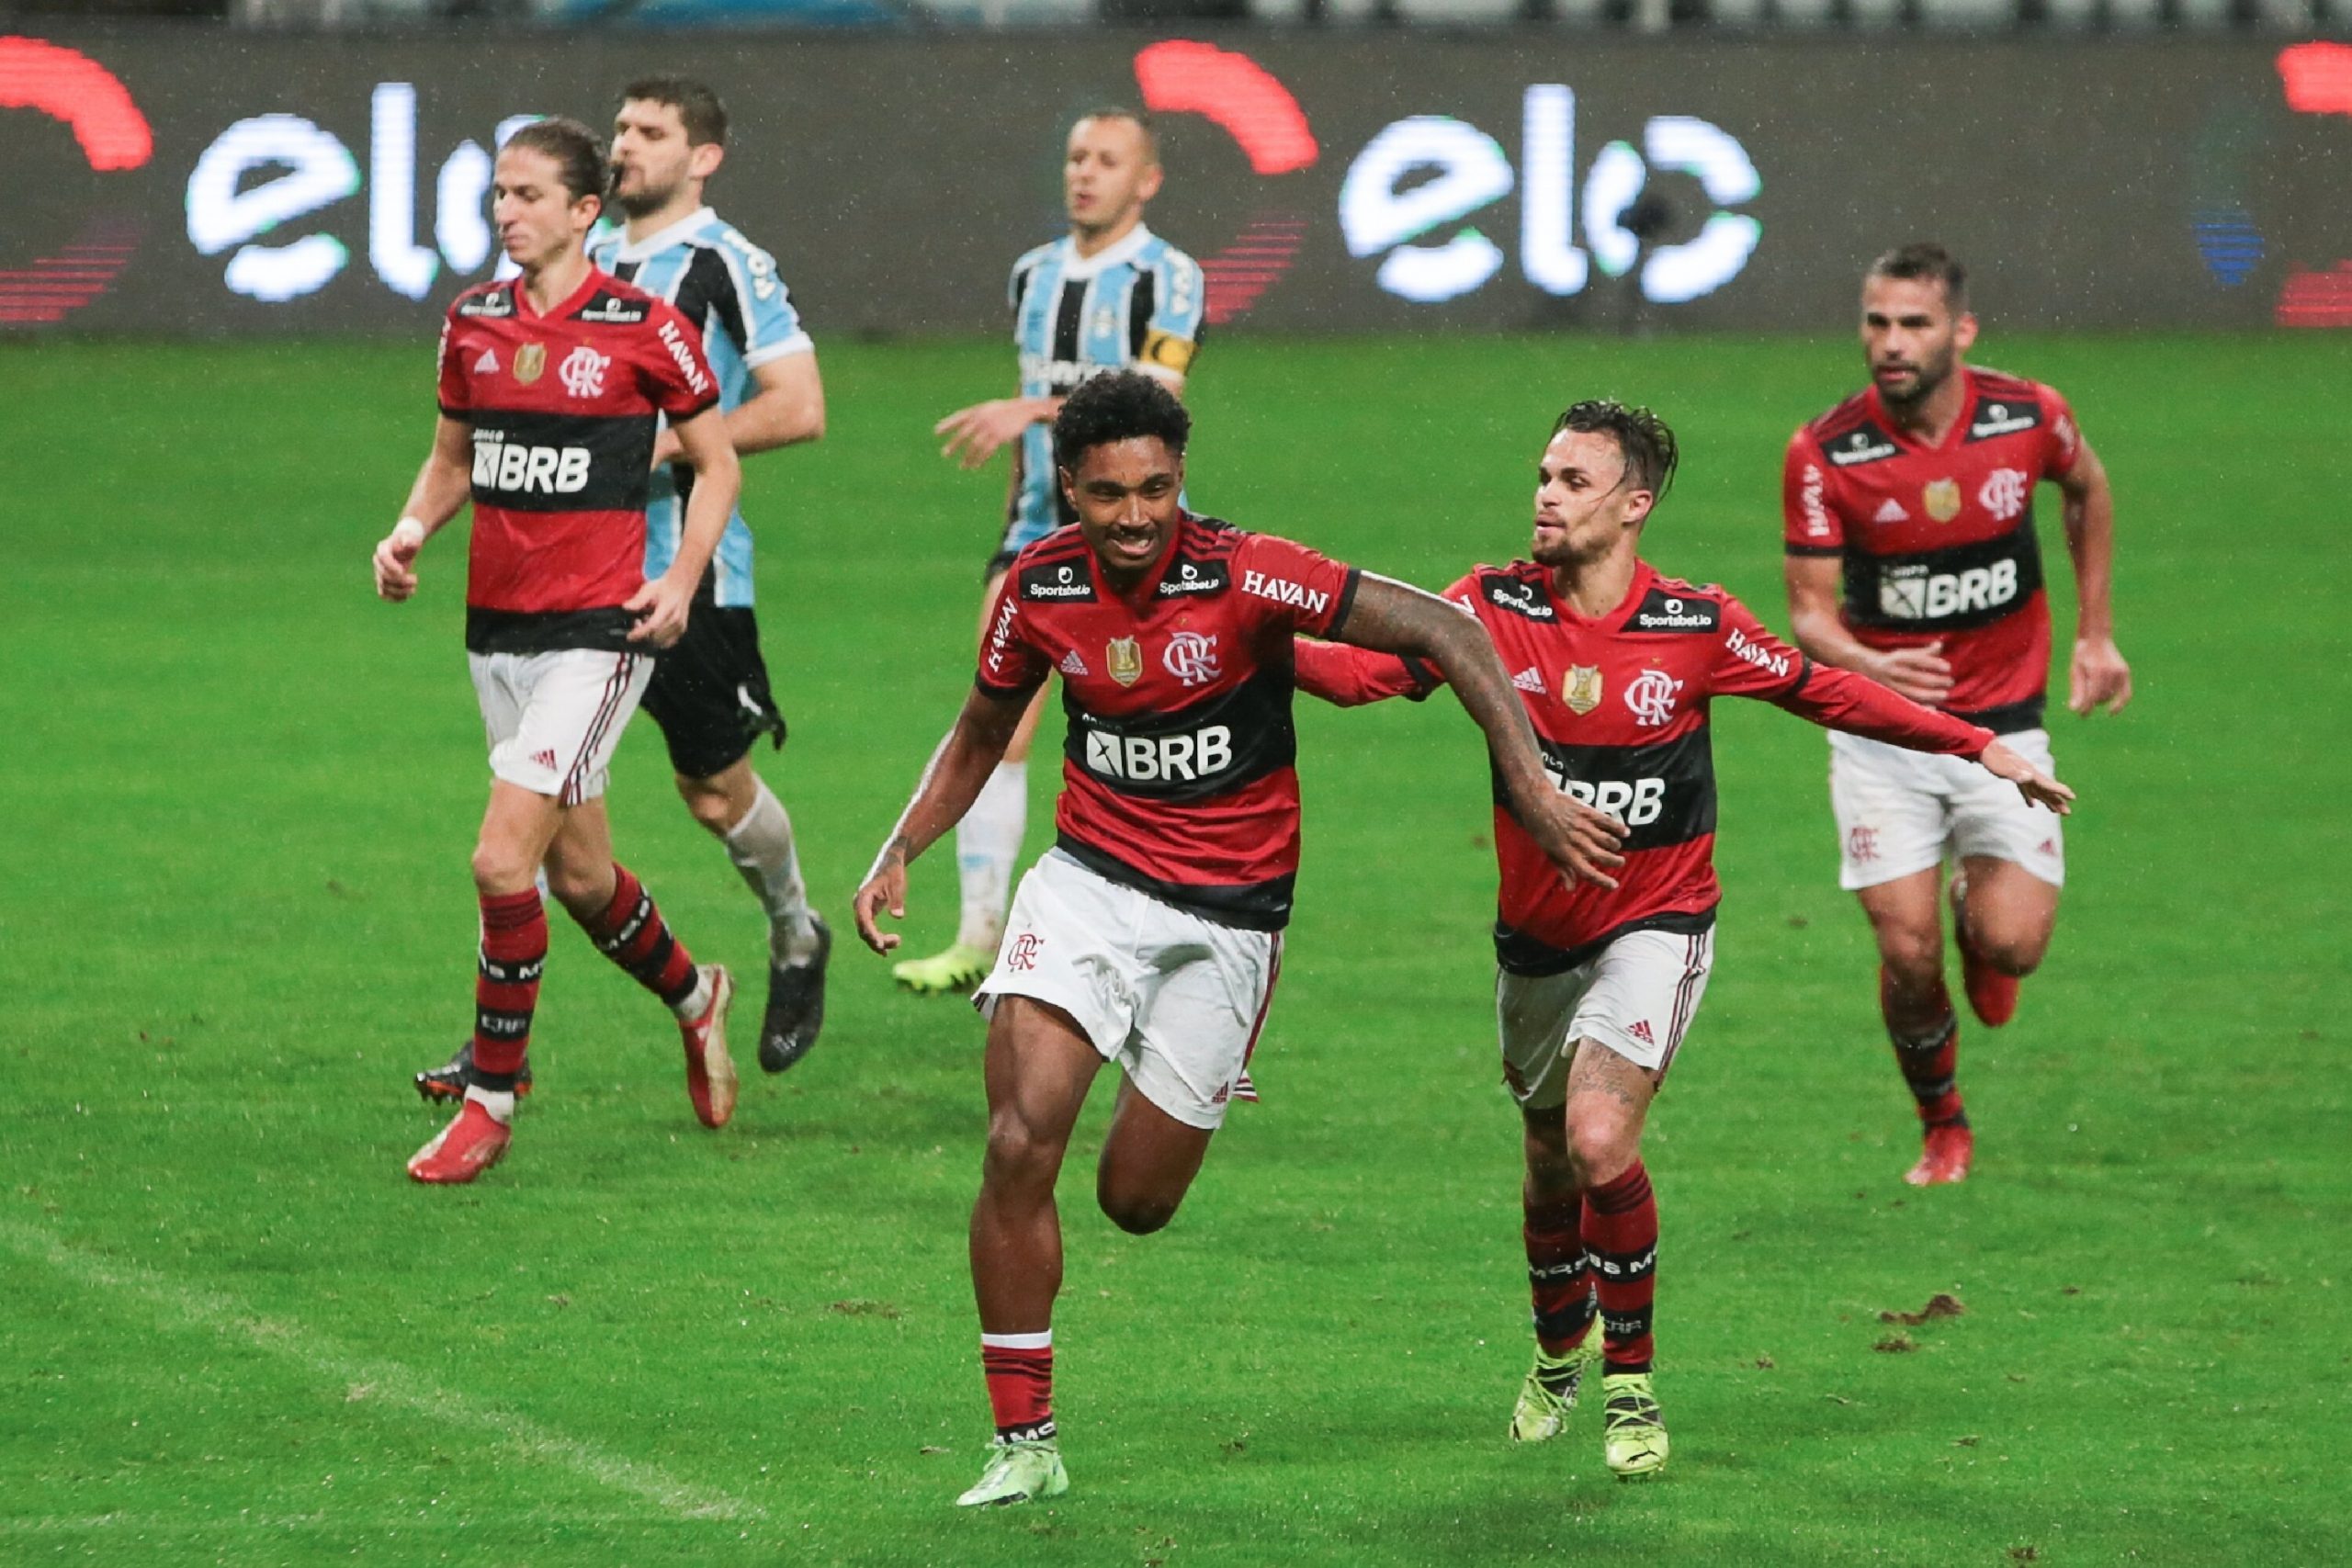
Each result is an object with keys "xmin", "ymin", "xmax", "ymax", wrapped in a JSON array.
[
  {"xmin": 723, "ymin": 780, "xmax": 820, "ymax": 966},
  {"xmin": 463, "ymin": 1083, "xmax": 515, "ymax": 1124},
  {"xmin": 955, "ymin": 761, "xmax": 1026, "ymax": 953},
  {"xmin": 670, "ymin": 967, "xmax": 714, "ymax": 1022}
]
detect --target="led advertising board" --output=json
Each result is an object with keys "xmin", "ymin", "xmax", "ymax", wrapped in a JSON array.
[{"xmin": 6, "ymin": 31, "xmax": 2346, "ymax": 335}]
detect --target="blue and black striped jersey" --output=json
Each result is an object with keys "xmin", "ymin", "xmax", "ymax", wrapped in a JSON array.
[
  {"xmin": 1005, "ymin": 224, "xmax": 1204, "ymax": 551},
  {"xmin": 588, "ymin": 206, "xmax": 812, "ymax": 608}
]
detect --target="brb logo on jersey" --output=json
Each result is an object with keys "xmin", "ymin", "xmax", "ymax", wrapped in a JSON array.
[
  {"xmin": 1085, "ymin": 725, "xmax": 1234, "ymax": 784},
  {"xmin": 1879, "ymin": 559, "xmax": 2021, "ymax": 623},
  {"xmin": 471, "ymin": 431, "xmax": 590, "ymax": 495},
  {"xmin": 1547, "ymin": 765, "xmax": 1668, "ymax": 828}
]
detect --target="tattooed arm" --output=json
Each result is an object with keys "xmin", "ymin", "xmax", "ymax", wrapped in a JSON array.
[{"xmin": 1331, "ymin": 572, "xmax": 1625, "ymax": 888}]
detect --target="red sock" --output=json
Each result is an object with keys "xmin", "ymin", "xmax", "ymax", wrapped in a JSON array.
[
  {"xmin": 1524, "ymin": 1192, "xmax": 1596, "ymax": 1359},
  {"xmin": 472, "ymin": 889, "xmax": 547, "ymax": 1085},
  {"xmin": 1882, "ymin": 967, "xmax": 1966, "ymax": 1127},
  {"xmin": 578, "ymin": 863, "xmax": 698, "ymax": 1010},
  {"xmin": 979, "ymin": 1332, "xmax": 1055, "ymax": 1443},
  {"xmin": 1584, "ymin": 1161, "xmax": 1657, "ymax": 1375}
]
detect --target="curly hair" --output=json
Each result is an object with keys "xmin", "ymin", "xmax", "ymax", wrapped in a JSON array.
[
  {"xmin": 1054, "ymin": 370, "xmax": 1192, "ymax": 469},
  {"xmin": 1552, "ymin": 399, "xmax": 1678, "ymax": 502}
]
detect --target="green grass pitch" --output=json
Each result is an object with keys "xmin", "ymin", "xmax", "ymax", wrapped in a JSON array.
[{"xmin": 4, "ymin": 329, "xmax": 2347, "ymax": 1566}]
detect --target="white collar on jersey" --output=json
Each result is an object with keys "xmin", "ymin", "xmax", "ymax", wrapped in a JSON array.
[
  {"xmin": 1055, "ymin": 223, "xmax": 1155, "ymax": 281},
  {"xmin": 611, "ymin": 205, "xmax": 718, "ymax": 263}
]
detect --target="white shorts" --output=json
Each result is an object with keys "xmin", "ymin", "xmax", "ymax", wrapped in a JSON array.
[
  {"xmin": 1828, "ymin": 728, "xmax": 2065, "ymax": 891},
  {"xmin": 468, "ymin": 648, "xmax": 653, "ymax": 806},
  {"xmin": 1495, "ymin": 926, "xmax": 1714, "ymax": 1108},
  {"xmin": 973, "ymin": 850, "xmax": 1282, "ymax": 1132}
]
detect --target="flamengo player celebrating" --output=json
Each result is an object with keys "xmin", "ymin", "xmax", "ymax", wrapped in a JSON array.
[
  {"xmin": 1782, "ymin": 243, "xmax": 2131, "ymax": 1187},
  {"xmin": 892, "ymin": 108, "xmax": 1207, "ymax": 997},
  {"xmin": 372, "ymin": 118, "xmax": 743, "ymax": 1184},
  {"xmin": 1295, "ymin": 401, "xmax": 2071, "ymax": 1478},
  {"xmin": 851, "ymin": 372, "xmax": 1623, "ymax": 1507}
]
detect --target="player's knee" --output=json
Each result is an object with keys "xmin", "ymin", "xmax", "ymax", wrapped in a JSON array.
[
  {"xmin": 469, "ymin": 840, "xmax": 536, "ymax": 897},
  {"xmin": 1975, "ymin": 928, "xmax": 2049, "ymax": 977},
  {"xmin": 1097, "ymin": 1179, "xmax": 1181, "ymax": 1235},
  {"xmin": 1563, "ymin": 1100, "xmax": 1640, "ymax": 1190},
  {"xmin": 673, "ymin": 774, "xmax": 739, "ymax": 835},
  {"xmin": 1875, "ymin": 924, "xmax": 1944, "ymax": 987},
  {"xmin": 539, "ymin": 858, "xmax": 609, "ymax": 918},
  {"xmin": 980, "ymin": 1115, "xmax": 1060, "ymax": 1194}
]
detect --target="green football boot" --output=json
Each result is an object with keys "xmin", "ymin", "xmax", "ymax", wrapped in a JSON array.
[
  {"xmin": 1601, "ymin": 1371, "xmax": 1669, "ymax": 1479},
  {"xmin": 1509, "ymin": 1330, "xmax": 1605, "ymax": 1443},
  {"xmin": 891, "ymin": 942, "xmax": 994, "ymax": 996},
  {"xmin": 955, "ymin": 1438, "xmax": 1069, "ymax": 1507}
]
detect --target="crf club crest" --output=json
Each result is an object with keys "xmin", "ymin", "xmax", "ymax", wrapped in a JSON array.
[{"xmin": 1623, "ymin": 668, "xmax": 1683, "ymax": 727}]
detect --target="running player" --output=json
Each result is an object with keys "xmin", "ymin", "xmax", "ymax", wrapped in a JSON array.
[
  {"xmin": 372, "ymin": 118, "xmax": 741, "ymax": 1183},
  {"xmin": 851, "ymin": 372, "xmax": 1626, "ymax": 1506},
  {"xmin": 412, "ymin": 77, "xmax": 829, "ymax": 1106},
  {"xmin": 1295, "ymin": 400, "xmax": 2072, "ymax": 1478},
  {"xmin": 890, "ymin": 107, "xmax": 1206, "ymax": 997},
  {"xmin": 1781, "ymin": 243, "xmax": 2131, "ymax": 1186}
]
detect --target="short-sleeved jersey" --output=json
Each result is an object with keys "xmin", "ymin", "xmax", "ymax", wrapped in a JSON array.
[
  {"xmin": 1005, "ymin": 225, "xmax": 1206, "ymax": 547},
  {"xmin": 436, "ymin": 269, "xmax": 718, "ymax": 654},
  {"xmin": 977, "ymin": 515, "xmax": 1358, "ymax": 931},
  {"xmin": 1294, "ymin": 561, "xmax": 1990, "ymax": 972},
  {"xmin": 1783, "ymin": 367, "xmax": 2083, "ymax": 732},
  {"xmin": 588, "ymin": 207, "xmax": 812, "ymax": 609}
]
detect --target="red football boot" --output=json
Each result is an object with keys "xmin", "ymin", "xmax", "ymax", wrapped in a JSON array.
[
  {"xmin": 408, "ymin": 1098, "xmax": 512, "ymax": 1184},
  {"xmin": 1950, "ymin": 874, "xmax": 2018, "ymax": 1027},
  {"xmin": 1904, "ymin": 1122, "xmax": 1974, "ymax": 1187},
  {"xmin": 678, "ymin": 964, "xmax": 737, "ymax": 1130}
]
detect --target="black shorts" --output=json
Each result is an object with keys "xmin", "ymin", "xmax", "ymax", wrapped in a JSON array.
[{"xmin": 640, "ymin": 585, "xmax": 786, "ymax": 782}]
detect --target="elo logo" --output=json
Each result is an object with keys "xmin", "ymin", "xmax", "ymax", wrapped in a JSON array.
[
  {"xmin": 184, "ymin": 83, "xmax": 541, "ymax": 303},
  {"xmin": 1339, "ymin": 85, "xmax": 1761, "ymax": 306}
]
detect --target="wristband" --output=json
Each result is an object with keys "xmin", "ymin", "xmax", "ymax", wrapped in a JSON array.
[{"xmin": 390, "ymin": 517, "xmax": 428, "ymax": 550}]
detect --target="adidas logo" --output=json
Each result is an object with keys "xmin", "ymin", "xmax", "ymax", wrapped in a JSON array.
[
  {"xmin": 1873, "ymin": 498, "xmax": 1910, "ymax": 524},
  {"xmin": 532, "ymin": 749, "xmax": 560, "ymax": 772},
  {"xmin": 1057, "ymin": 649, "xmax": 1090, "ymax": 677},
  {"xmin": 475, "ymin": 348, "xmax": 500, "ymax": 374},
  {"xmin": 1627, "ymin": 1020, "xmax": 1656, "ymax": 1045},
  {"xmin": 1511, "ymin": 665, "xmax": 1547, "ymax": 694}
]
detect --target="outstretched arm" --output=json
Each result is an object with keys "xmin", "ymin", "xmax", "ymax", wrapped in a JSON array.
[
  {"xmin": 1333, "ymin": 574, "xmax": 1624, "ymax": 886},
  {"xmin": 1770, "ymin": 661, "xmax": 2073, "ymax": 816},
  {"xmin": 2057, "ymin": 440, "xmax": 2131, "ymax": 716},
  {"xmin": 1291, "ymin": 637, "xmax": 1435, "ymax": 708},
  {"xmin": 853, "ymin": 684, "xmax": 1035, "ymax": 953}
]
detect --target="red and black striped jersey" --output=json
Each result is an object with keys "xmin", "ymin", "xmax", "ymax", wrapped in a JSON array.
[
  {"xmin": 435, "ymin": 269, "xmax": 718, "ymax": 654},
  {"xmin": 1783, "ymin": 367, "xmax": 2083, "ymax": 732},
  {"xmin": 1295, "ymin": 560, "xmax": 1991, "ymax": 972},
  {"xmin": 977, "ymin": 514, "xmax": 1360, "ymax": 931}
]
